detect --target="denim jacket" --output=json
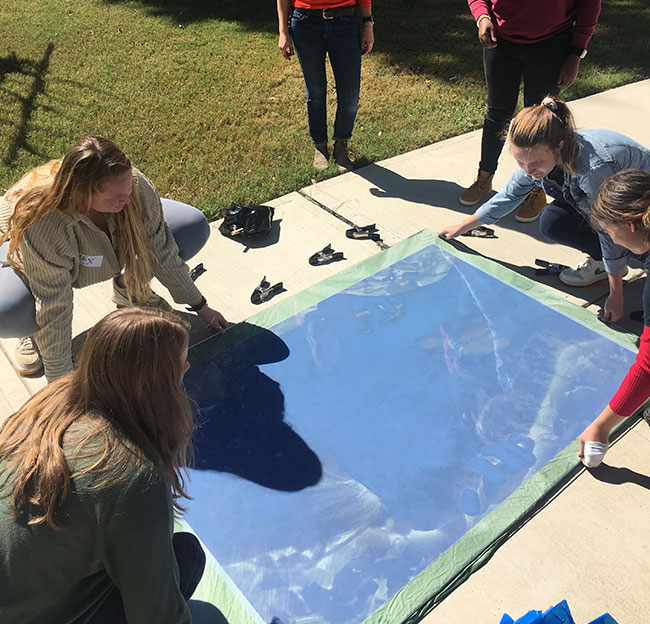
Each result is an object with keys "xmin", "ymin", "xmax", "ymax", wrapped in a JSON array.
[{"xmin": 475, "ymin": 130, "xmax": 650, "ymax": 274}]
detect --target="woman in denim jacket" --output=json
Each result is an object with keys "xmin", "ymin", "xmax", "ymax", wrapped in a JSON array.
[{"xmin": 439, "ymin": 97, "xmax": 650, "ymax": 323}]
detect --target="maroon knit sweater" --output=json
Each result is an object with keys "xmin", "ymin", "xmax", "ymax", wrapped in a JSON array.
[
  {"xmin": 467, "ymin": 0, "xmax": 601, "ymax": 49},
  {"xmin": 610, "ymin": 324, "xmax": 650, "ymax": 417}
]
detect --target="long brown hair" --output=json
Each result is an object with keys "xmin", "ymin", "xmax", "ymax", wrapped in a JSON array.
[
  {"xmin": 509, "ymin": 97, "xmax": 580, "ymax": 174},
  {"xmin": 1, "ymin": 136, "xmax": 154, "ymax": 302},
  {"xmin": 592, "ymin": 169, "xmax": 650, "ymax": 245},
  {"xmin": 0, "ymin": 307, "xmax": 193, "ymax": 529}
]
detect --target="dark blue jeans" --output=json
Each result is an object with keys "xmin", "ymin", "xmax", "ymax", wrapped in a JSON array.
[
  {"xmin": 480, "ymin": 27, "xmax": 572, "ymax": 174},
  {"xmin": 290, "ymin": 9, "xmax": 361, "ymax": 145},
  {"xmin": 538, "ymin": 200, "xmax": 602, "ymax": 260}
]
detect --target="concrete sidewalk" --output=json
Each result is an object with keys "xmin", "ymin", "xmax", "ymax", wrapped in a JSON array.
[{"xmin": 2, "ymin": 80, "xmax": 650, "ymax": 623}]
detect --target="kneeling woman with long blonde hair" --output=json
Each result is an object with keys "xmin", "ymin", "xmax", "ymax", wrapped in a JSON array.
[
  {"xmin": 0, "ymin": 136, "xmax": 228, "ymax": 380},
  {"xmin": 0, "ymin": 307, "xmax": 205, "ymax": 623}
]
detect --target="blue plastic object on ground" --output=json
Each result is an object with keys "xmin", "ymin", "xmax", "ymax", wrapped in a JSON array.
[
  {"xmin": 587, "ymin": 615, "xmax": 619, "ymax": 624},
  {"xmin": 499, "ymin": 600, "xmax": 575, "ymax": 623},
  {"xmin": 499, "ymin": 600, "xmax": 619, "ymax": 624}
]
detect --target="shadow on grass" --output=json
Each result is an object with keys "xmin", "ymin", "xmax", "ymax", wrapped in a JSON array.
[
  {"xmin": 567, "ymin": 0, "xmax": 650, "ymax": 98},
  {"xmin": 102, "ymin": 0, "xmax": 278, "ymax": 29},
  {"xmin": 99, "ymin": 0, "xmax": 483, "ymax": 81},
  {"xmin": 370, "ymin": 1, "xmax": 483, "ymax": 82},
  {"xmin": 0, "ymin": 43, "xmax": 54, "ymax": 164},
  {"xmin": 100, "ymin": 0, "xmax": 650, "ymax": 88}
]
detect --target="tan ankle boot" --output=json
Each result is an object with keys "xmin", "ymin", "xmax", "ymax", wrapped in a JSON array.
[
  {"xmin": 14, "ymin": 336, "xmax": 43, "ymax": 376},
  {"xmin": 313, "ymin": 142, "xmax": 329, "ymax": 170},
  {"xmin": 460, "ymin": 170, "xmax": 493, "ymax": 206},
  {"xmin": 515, "ymin": 186, "xmax": 547, "ymax": 222},
  {"xmin": 333, "ymin": 140, "xmax": 354, "ymax": 172}
]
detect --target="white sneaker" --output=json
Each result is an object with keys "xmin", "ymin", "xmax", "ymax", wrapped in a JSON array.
[
  {"xmin": 559, "ymin": 258, "xmax": 627, "ymax": 287},
  {"xmin": 14, "ymin": 336, "xmax": 43, "ymax": 376}
]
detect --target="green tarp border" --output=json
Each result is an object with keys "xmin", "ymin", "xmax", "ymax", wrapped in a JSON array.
[
  {"xmin": 174, "ymin": 516, "xmax": 264, "ymax": 624},
  {"xmin": 183, "ymin": 229, "xmax": 640, "ymax": 624}
]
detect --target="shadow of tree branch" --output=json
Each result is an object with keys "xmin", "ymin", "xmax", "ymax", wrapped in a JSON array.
[{"xmin": 2, "ymin": 43, "xmax": 54, "ymax": 165}]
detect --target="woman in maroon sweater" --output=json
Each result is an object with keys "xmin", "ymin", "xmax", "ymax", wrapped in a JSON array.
[
  {"xmin": 461, "ymin": 0, "xmax": 601, "ymax": 221},
  {"xmin": 580, "ymin": 169, "xmax": 650, "ymax": 467}
]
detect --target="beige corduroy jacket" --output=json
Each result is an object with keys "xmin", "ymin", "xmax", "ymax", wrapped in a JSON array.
[{"xmin": 1, "ymin": 166, "xmax": 201, "ymax": 379}]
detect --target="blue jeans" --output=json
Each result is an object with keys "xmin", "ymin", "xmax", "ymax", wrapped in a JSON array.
[
  {"xmin": 290, "ymin": 9, "xmax": 361, "ymax": 145},
  {"xmin": 480, "ymin": 28, "xmax": 572, "ymax": 173},
  {"xmin": 538, "ymin": 200, "xmax": 602, "ymax": 260},
  {"xmin": 0, "ymin": 198, "xmax": 209, "ymax": 338}
]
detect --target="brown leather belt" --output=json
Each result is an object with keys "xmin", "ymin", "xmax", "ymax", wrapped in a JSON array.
[{"xmin": 295, "ymin": 6, "xmax": 357, "ymax": 19}]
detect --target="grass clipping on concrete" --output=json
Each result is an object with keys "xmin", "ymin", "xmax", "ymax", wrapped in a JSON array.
[{"xmin": 1, "ymin": 0, "xmax": 649, "ymax": 219}]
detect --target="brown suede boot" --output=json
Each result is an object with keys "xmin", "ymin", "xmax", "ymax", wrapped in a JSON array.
[
  {"xmin": 333, "ymin": 139, "xmax": 354, "ymax": 172},
  {"xmin": 460, "ymin": 170, "xmax": 493, "ymax": 206},
  {"xmin": 313, "ymin": 142, "xmax": 330, "ymax": 170},
  {"xmin": 515, "ymin": 186, "xmax": 547, "ymax": 222}
]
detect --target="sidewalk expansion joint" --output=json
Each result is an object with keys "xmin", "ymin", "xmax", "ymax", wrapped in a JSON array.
[{"xmin": 298, "ymin": 189, "xmax": 389, "ymax": 250}]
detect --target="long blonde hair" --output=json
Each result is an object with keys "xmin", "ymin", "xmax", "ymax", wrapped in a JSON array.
[
  {"xmin": 1, "ymin": 136, "xmax": 154, "ymax": 302},
  {"xmin": 592, "ymin": 169, "xmax": 650, "ymax": 245},
  {"xmin": 0, "ymin": 307, "xmax": 194, "ymax": 529},
  {"xmin": 509, "ymin": 97, "xmax": 580, "ymax": 175}
]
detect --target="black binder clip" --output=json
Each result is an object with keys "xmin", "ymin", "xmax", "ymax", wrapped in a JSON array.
[
  {"xmin": 189, "ymin": 263, "xmax": 207, "ymax": 281},
  {"xmin": 309, "ymin": 244, "xmax": 345, "ymax": 266},
  {"xmin": 534, "ymin": 259, "xmax": 569, "ymax": 275},
  {"xmin": 251, "ymin": 276, "xmax": 285, "ymax": 305},
  {"xmin": 461, "ymin": 226, "xmax": 496, "ymax": 238},
  {"xmin": 345, "ymin": 224, "xmax": 381, "ymax": 241}
]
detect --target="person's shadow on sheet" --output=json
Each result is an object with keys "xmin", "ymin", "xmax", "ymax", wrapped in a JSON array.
[{"xmin": 184, "ymin": 323, "xmax": 322, "ymax": 492}]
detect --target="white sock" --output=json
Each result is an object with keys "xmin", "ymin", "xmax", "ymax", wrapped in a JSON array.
[{"xmin": 582, "ymin": 441, "xmax": 608, "ymax": 468}]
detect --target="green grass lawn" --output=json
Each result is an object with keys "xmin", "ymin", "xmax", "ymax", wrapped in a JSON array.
[{"xmin": 1, "ymin": 0, "xmax": 649, "ymax": 218}]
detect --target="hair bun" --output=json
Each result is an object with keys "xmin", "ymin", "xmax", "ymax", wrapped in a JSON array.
[{"xmin": 541, "ymin": 96, "xmax": 557, "ymax": 111}]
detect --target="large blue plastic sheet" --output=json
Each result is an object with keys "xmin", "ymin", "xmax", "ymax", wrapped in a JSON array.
[{"xmin": 183, "ymin": 242, "xmax": 636, "ymax": 624}]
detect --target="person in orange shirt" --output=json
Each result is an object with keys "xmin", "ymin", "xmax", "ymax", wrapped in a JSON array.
[{"xmin": 277, "ymin": 0, "xmax": 374, "ymax": 172}]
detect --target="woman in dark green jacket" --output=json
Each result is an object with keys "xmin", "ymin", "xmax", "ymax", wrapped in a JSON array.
[{"xmin": 0, "ymin": 307, "xmax": 205, "ymax": 623}]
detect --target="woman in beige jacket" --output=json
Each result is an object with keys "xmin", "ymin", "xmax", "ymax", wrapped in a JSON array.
[{"xmin": 0, "ymin": 136, "xmax": 227, "ymax": 379}]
